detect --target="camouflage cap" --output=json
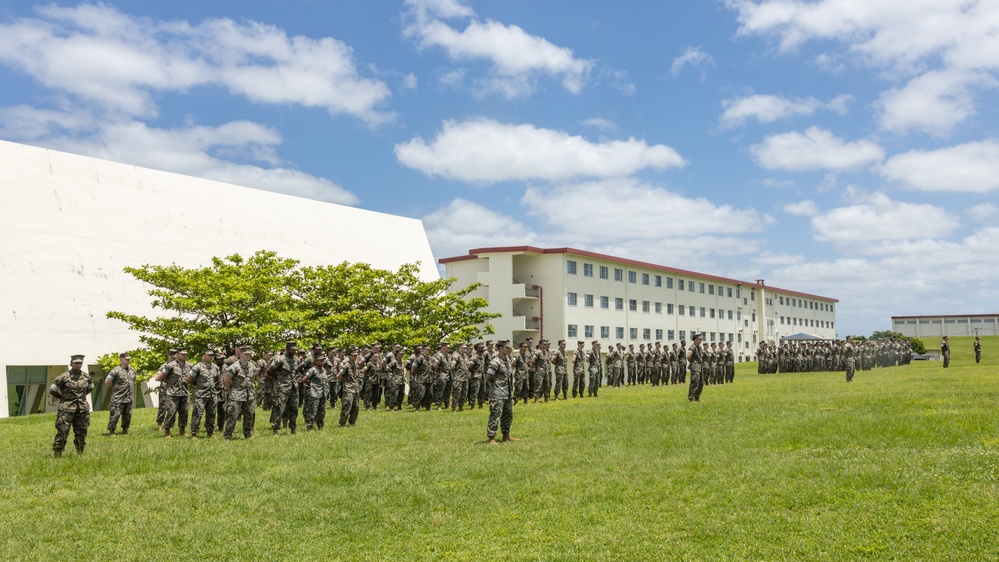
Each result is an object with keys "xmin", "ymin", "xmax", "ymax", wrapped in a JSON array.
[{"xmin": 70, "ymin": 354, "xmax": 85, "ymax": 363}]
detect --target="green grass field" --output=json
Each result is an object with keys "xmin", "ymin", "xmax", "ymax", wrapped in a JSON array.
[{"xmin": 2, "ymin": 336, "xmax": 997, "ymax": 561}]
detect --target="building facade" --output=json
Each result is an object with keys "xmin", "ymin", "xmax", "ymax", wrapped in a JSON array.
[
  {"xmin": 1, "ymin": 140, "xmax": 438, "ymax": 418},
  {"xmin": 891, "ymin": 314, "xmax": 999, "ymax": 338},
  {"xmin": 440, "ymin": 246, "xmax": 838, "ymax": 362}
]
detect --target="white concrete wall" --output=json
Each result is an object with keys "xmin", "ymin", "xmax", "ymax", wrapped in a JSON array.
[
  {"xmin": 0, "ymin": 140, "xmax": 437, "ymax": 417},
  {"xmin": 891, "ymin": 316, "xmax": 999, "ymax": 338}
]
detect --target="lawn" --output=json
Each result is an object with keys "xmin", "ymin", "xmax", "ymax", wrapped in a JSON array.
[{"xmin": 1, "ymin": 336, "xmax": 997, "ymax": 561}]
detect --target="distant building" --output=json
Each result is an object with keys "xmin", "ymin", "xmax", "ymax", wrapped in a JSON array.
[
  {"xmin": 1, "ymin": 140, "xmax": 437, "ymax": 418},
  {"xmin": 440, "ymin": 246, "xmax": 838, "ymax": 362},
  {"xmin": 891, "ymin": 314, "xmax": 999, "ymax": 338}
]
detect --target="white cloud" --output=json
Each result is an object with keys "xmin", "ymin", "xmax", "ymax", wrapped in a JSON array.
[
  {"xmin": 783, "ymin": 200, "xmax": 818, "ymax": 217},
  {"xmin": 423, "ymin": 198, "xmax": 538, "ymax": 260},
  {"xmin": 395, "ymin": 118, "xmax": 685, "ymax": 183},
  {"xmin": 750, "ymin": 127, "xmax": 884, "ymax": 171},
  {"xmin": 0, "ymin": 4, "xmax": 393, "ymax": 123},
  {"xmin": 404, "ymin": 0, "xmax": 593, "ymax": 97},
  {"xmin": 522, "ymin": 178, "xmax": 766, "ymax": 243},
  {"xmin": 730, "ymin": 0, "xmax": 999, "ymax": 135},
  {"xmin": 966, "ymin": 203, "xmax": 997, "ymax": 222},
  {"xmin": 580, "ymin": 117, "xmax": 616, "ymax": 131},
  {"xmin": 3, "ymin": 112, "xmax": 358, "ymax": 205},
  {"xmin": 809, "ymin": 192, "xmax": 957, "ymax": 243},
  {"xmin": 882, "ymin": 139, "xmax": 999, "ymax": 192},
  {"xmin": 670, "ymin": 46, "xmax": 715, "ymax": 77},
  {"xmin": 757, "ymin": 252, "xmax": 805, "ymax": 266},
  {"xmin": 720, "ymin": 93, "xmax": 852, "ymax": 127}
]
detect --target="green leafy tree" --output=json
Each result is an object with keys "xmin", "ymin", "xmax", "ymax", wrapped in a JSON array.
[
  {"xmin": 871, "ymin": 330, "xmax": 905, "ymax": 340},
  {"xmin": 910, "ymin": 338, "xmax": 927, "ymax": 354}
]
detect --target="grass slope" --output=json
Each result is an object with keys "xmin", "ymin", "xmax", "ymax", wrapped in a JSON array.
[{"xmin": 2, "ymin": 336, "xmax": 997, "ymax": 561}]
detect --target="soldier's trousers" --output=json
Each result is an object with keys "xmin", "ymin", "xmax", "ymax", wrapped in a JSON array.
[
  {"xmin": 216, "ymin": 399, "xmax": 226, "ymax": 431},
  {"xmin": 627, "ymin": 367, "xmax": 637, "ymax": 385},
  {"xmin": 572, "ymin": 371, "xmax": 585, "ymax": 398},
  {"xmin": 270, "ymin": 388, "xmax": 298, "ymax": 431},
  {"xmin": 943, "ymin": 351, "xmax": 950, "ymax": 368},
  {"xmin": 726, "ymin": 365, "xmax": 735, "ymax": 383},
  {"xmin": 678, "ymin": 363, "xmax": 687, "ymax": 383},
  {"xmin": 53, "ymin": 408, "xmax": 89, "ymax": 453},
  {"xmin": 304, "ymin": 394, "xmax": 326, "ymax": 428},
  {"xmin": 513, "ymin": 377, "xmax": 527, "ymax": 402},
  {"xmin": 340, "ymin": 391, "xmax": 359, "ymax": 426},
  {"xmin": 467, "ymin": 378, "xmax": 482, "ymax": 407},
  {"xmin": 107, "ymin": 401, "xmax": 132, "ymax": 432},
  {"xmin": 451, "ymin": 379, "xmax": 468, "ymax": 410},
  {"xmin": 530, "ymin": 372, "xmax": 544, "ymax": 399},
  {"xmin": 190, "ymin": 396, "xmax": 217, "ymax": 436},
  {"xmin": 541, "ymin": 370, "xmax": 552, "ymax": 398},
  {"xmin": 432, "ymin": 376, "xmax": 448, "ymax": 407},
  {"xmin": 588, "ymin": 369, "xmax": 600, "ymax": 396},
  {"xmin": 486, "ymin": 397, "xmax": 513, "ymax": 439},
  {"xmin": 163, "ymin": 395, "xmax": 189, "ymax": 433},
  {"xmin": 225, "ymin": 400, "xmax": 255, "ymax": 439},
  {"xmin": 156, "ymin": 389, "xmax": 167, "ymax": 425},
  {"xmin": 845, "ymin": 359, "xmax": 855, "ymax": 382},
  {"xmin": 553, "ymin": 370, "xmax": 567, "ymax": 399},
  {"xmin": 363, "ymin": 380, "xmax": 381, "ymax": 409},
  {"xmin": 976, "ymin": 350, "xmax": 981, "ymax": 363},
  {"xmin": 687, "ymin": 367, "xmax": 703, "ymax": 401},
  {"xmin": 384, "ymin": 380, "xmax": 402, "ymax": 410},
  {"xmin": 409, "ymin": 379, "xmax": 425, "ymax": 409}
]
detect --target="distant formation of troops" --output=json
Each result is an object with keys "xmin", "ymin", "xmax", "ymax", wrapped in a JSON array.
[{"xmin": 49, "ymin": 333, "xmax": 974, "ymax": 457}]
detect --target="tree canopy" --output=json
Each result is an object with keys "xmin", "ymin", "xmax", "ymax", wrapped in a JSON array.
[{"xmin": 107, "ymin": 251, "xmax": 498, "ymax": 380}]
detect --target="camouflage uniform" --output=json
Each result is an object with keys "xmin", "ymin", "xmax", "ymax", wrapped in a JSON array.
[
  {"xmin": 626, "ymin": 348, "xmax": 638, "ymax": 386},
  {"xmin": 105, "ymin": 364, "xmax": 135, "ymax": 434},
  {"xmin": 432, "ymin": 349, "xmax": 451, "ymax": 410},
  {"xmin": 450, "ymin": 348, "xmax": 471, "ymax": 412},
  {"xmin": 224, "ymin": 358, "xmax": 257, "ymax": 439},
  {"xmin": 467, "ymin": 348, "xmax": 486, "ymax": 409},
  {"xmin": 337, "ymin": 353, "xmax": 363, "ymax": 426},
  {"xmin": 687, "ymin": 341, "xmax": 704, "ymax": 402},
  {"xmin": 551, "ymin": 345, "xmax": 568, "ymax": 400},
  {"xmin": 843, "ymin": 341, "xmax": 856, "ymax": 382},
  {"xmin": 587, "ymin": 347, "xmax": 602, "ymax": 397},
  {"xmin": 302, "ymin": 361, "xmax": 328, "ymax": 429},
  {"xmin": 383, "ymin": 350, "xmax": 405, "ymax": 411},
  {"xmin": 410, "ymin": 352, "xmax": 432, "ymax": 410},
  {"xmin": 51, "ymin": 367, "xmax": 93, "ymax": 455},
  {"xmin": 362, "ymin": 353, "xmax": 383, "ymax": 410},
  {"xmin": 188, "ymin": 360, "xmax": 220, "ymax": 437},
  {"xmin": 513, "ymin": 349, "xmax": 531, "ymax": 404},
  {"xmin": 160, "ymin": 360, "xmax": 192, "ymax": 436},
  {"xmin": 268, "ymin": 352, "xmax": 301, "ymax": 433},
  {"xmin": 571, "ymin": 345, "xmax": 586, "ymax": 398},
  {"xmin": 485, "ymin": 353, "xmax": 514, "ymax": 440}
]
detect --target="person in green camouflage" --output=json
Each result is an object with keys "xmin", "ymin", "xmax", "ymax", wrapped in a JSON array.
[
  {"xmin": 104, "ymin": 351, "xmax": 135, "ymax": 436},
  {"xmin": 302, "ymin": 352, "xmax": 327, "ymax": 430},
  {"xmin": 450, "ymin": 343, "xmax": 471, "ymax": 412},
  {"xmin": 156, "ymin": 349, "xmax": 192, "ymax": 438},
  {"xmin": 49, "ymin": 354, "xmax": 93, "ymax": 458},
  {"xmin": 155, "ymin": 349, "xmax": 176, "ymax": 431},
  {"xmin": 586, "ymin": 341, "xmax": 602, "ymax": 397},
  {"xmin": 687, "ymin": 334, "xmax": 704, "ymax": 402},
  {"xmin": 467, "ymin": 343, "xmax": 487, "ymax": 409},
  {"xmin": 551, "ymin": 339, "xmax": 568, "ymax": 400},
  {"xmin": 187, "ymin": 349, "xmax": 220, "ymax": 439},
  {"xmin": 337, "ymin": 345, "xmax": 363, "ymax": 426},
  {"xmin": 223, "ymin": 346, "xmax": 258, "ymax": 439},
  {"xmin": 266, "ymin": 342, "xmax": 301, "ymax": 435},
  {"xmin": 843, "ymin": 336, "xmax": 856, "ymax": 382},
  {"xmin": 486, "ymin": 340, "xmax": 517, "ymax": 445},
  {"xmin": 383, "ymin": 344, "xmax": 405, "ymax": 411},
  {"xmin": 571, "ymin": 340, "xmax": 586, "ymax": 398}
]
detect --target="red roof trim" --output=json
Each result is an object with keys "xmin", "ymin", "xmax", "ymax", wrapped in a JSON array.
[
  {"xmin": 892, "ymin": 314, "xmax": 998, "ymax": 319},
  {"xmin": 439, "ymin": 246, "xmax": 839, "ymax": 302}
]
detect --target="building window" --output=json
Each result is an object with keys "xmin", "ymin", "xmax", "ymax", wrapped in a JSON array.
[
  {"xmin": 709, "ymin": 285, "xmax": 715, "ymax": 295},
  {"xmin": 668, "ymin": 329, "xmax": 675, "ymax": 340},
  {"xmin": 614, "ymin": 268, "xmax": 623, "ymax": 282},
  {"xmin": 919, "ymin": 320, "xmax": 929, "ymax": 324},
  {"xmin": 678, "ymin": 305, "xmax": 685, "ymax": 316},
  {"xmin": 667, "ymin": 303, "xmax": 675, "ymax": 314},
  {"xmin": 629, "ymin": 299, "xmax": 638, "ymax": 311},
  {"xmin": 727, "ymin": 310, "xmax": 733, "ymax": 320},
  {"xmin": 600, "ymin": 326, "xmax": 610, "ymax": 339},
  {"xmin": 679, "ymin": 330, "xmax": 686, "ymax": 341},
  {"xmin": 615, "ymin": 298, "xmax": 624, "ymax": 310},
  {"xmin": 643, "ymin": 328, "xmax": 651, "ymax": 340},
  {"xmin": 766, "ymin": 298, "xmax": 773, "ymax": 305},
  {"xmin": 710, "ymin": 308, "xmax": 716, "ymax": 319},
  {"xmin": 654, "ymin": 275, "xmax": 662, "ymax": 287},
  {"xmin": 656, "ymin": 329, "xmax": 663, "ymax": 340},
  {"xmin": 642, "ymin": 273, "xmax": 650, "ymax": 285},
  {"xmin": 599, "ymin": 265, "xmax": 609, "ymax": 279},
  {"xmin": 642, "ymin": 301, "xmax": 650, "ymax": 313},
  {"xmin": 600, "ymin": 296, "xmax": 609, "ymax": 309},
  {"xmin": 568, "ymin": 324, "xmax": 578, "ymax": 338},
  {"xmin": 699, "ymin": 283, "xmax": 705, "ymax": 294},
  {"xmin": 567, "ymin": 292, "xmax": 577, "ymax": 306},
  {"xmin": 736, "ymin": 288, "xmax": 741, "ymax": 298},
  {"xmin": 700, "ymin": 307, "xmax": 706, "ymax": 318},
  {"xmin": 567, "ymin": 260, "xmax": 577, "ymax": 275},
  {"xmin": 616, "ymin": 327, "xmax": 625, "ymax": 339},
  {"xmin": 655, "ymin": 302, "xmax": 662, "ymax": 314},
  {"xmin": 710, "ymin": 332, "xmax": 716, "ymax": 342},
  {"xmin": 718, "ymin": 286, "xmax": 724, "ymax": 296},
  {"xmin": 584, "ymin": 325, "xmax": 594, "ymax": 338},
  {"xmin": 628, "ymin": 271, "xmax": 637, "ymax": 283},
  {"xmin": 781, "ymin": 316, "xmax": 785, "ymax": 325},
  {"xmin": 584, "ymin": 294, "xmax": 594, "ymax": 307},
  {"xmin": 666, "ymin": 277, "xmax": 674, "ymax": 289},
  {"xmin": 727, "ymin": 287, "xmax": 732, "ymax": 298},
  {"xmin": 583, "ymin": 263, "xmax": 593, "ymax": 277},
  {"xmin": 779, "ymin": 296, "xmax": 784, "ymax": 305},
  {"xmin": 678, "ymin": 279, "xmax": 685, "ymax": 291},
  {"xmin": 630, "ymin": 328, "xmax": 638, "ymax": 339}
]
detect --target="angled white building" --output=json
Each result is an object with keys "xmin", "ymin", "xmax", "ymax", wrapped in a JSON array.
[
  {"xmin": 0, "ymin": 140, "xmax": 437, "ymax": 418},
  {"xmin": 440, "ymin": 246, "xmax": 838, "ymax": 362}
]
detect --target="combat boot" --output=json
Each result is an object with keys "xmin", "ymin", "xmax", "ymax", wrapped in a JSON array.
[{"xmin": 53, "ymin": 451, "xmax": 62, "ymax": 459}]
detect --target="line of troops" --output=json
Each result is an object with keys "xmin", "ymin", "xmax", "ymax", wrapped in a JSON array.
[
  {"xmin": 755, "ymin": 339, "xmax": 915, "ymax": 374},
  {"xmin": 50, "ymin": 333, "xmax": 733, "ymax": 455}
]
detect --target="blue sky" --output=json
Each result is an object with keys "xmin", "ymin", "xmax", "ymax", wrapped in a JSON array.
[{"xmin": 1, "ymin": 0, "xmax": 997, "ymax": 337}]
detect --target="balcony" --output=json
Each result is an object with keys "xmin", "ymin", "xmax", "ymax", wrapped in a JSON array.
[
  {"xmin": 510, "ymin": 281, "xmax": 540, "ymax": 300},
  {"xmin": 512, "ymin": 313, "xmax": 541, "ymax": 331}
]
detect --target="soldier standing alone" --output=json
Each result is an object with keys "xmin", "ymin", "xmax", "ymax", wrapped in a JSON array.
[
  {"xmin": 50, "ymin": 355, "xmax": 93, "ymax": 458},
  {"xmin": 104, "ymin": 351, "xmax": 135, "ymax": 436},
  {"xmin": 485, "ymin": 340, "xmax": 517, "ymax": 445},
  {"xmin": 974, "ymin": 337, "xmax": 981, "ymax": 364},
  {"xmin": 941, "ymin": 336, "xmax": 951, "ymax": 368}
]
